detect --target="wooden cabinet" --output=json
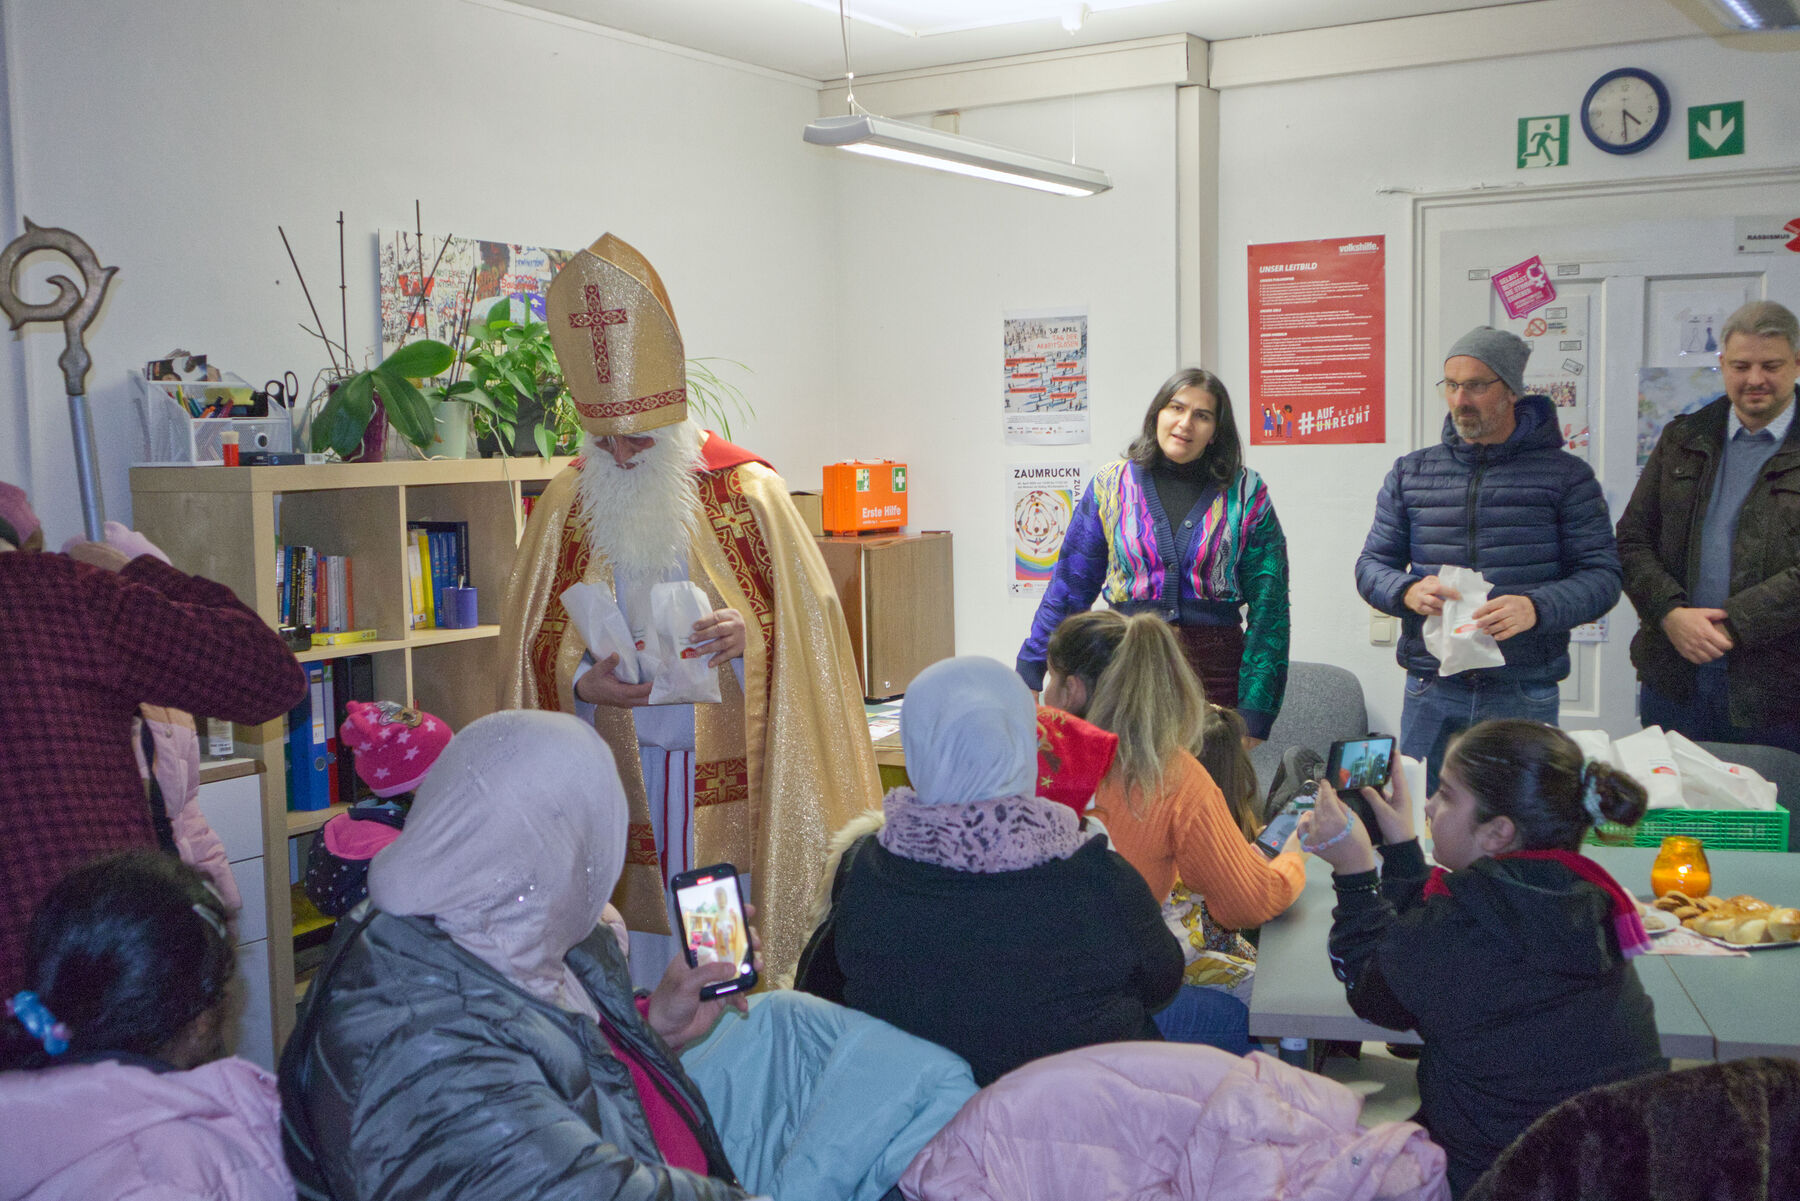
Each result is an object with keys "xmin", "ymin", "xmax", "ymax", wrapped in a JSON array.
[
  {"xmin": 130, "ymin": 457, "xmax": 571, "ymax": 1053},
  {"xmin": 814, "ymin": 531, "xmax": 954, "ymax": 701}
]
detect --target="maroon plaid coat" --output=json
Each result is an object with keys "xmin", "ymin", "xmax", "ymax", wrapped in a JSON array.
[{"xmin": 0, "ymin": 552, "xmax": 305, "ymax": 995}]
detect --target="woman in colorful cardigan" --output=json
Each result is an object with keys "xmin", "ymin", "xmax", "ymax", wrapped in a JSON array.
[{"xmin": 1017, "ymin": 368, "xmax": 1292, "ymax": 741}]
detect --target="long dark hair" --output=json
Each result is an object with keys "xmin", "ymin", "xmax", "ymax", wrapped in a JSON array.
[
  {"xmin": 1444, "ymin": 720, "xmax": 1649, "ymax": 852},
  {"xmin": 1126, "ymin": 367, "xmax": 1243, "ymax": 484},
  {"xmin": 0, "ymin": 852, "xmax": 235, "ymax": 1070}
]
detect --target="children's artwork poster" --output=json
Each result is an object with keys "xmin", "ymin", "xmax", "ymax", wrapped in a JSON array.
[
  {"xmin": 1010, "ymin": 461, "xmax": 1089, "ymax": 596},
  {"xmin": 1491, "ymin": 255, "xmax": 1556, "ymax": 319},
  {"xmin": 1248, "ymin": 237, "xmax": 1385, "ymax": 446},
  {"xmin": 1503, "ymin": 293, "xmax": 1590, "ymax": 458},
  {"xmin": 1637, "ymin": 368, "xmax": 1722, "ymax": 466},
  {"xmin": 1004, "ymin": 308, "xmax": 1090, "ymax": 445},
  {"xmin": 378, "ymin": 231, "xmax": 578, "ymax": 362}
]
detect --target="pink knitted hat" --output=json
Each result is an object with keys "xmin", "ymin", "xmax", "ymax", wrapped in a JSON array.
[
  {"xmin": 341, "ymin": 701, "xmax": 452, "ymax": 797},
  {"xmin": 0, "ymin": 482, "xmax": 39, "ymax": 545}
]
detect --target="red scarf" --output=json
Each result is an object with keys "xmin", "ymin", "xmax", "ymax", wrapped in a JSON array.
[{"xmin": 1422, "ymin": 849, "xmax": 1651, "ymax": 959}]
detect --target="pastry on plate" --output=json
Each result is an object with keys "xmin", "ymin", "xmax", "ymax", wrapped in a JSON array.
[
  {"xmin": 1766, "ymin": 908, "xmax": 1800, "ymax": 943},
  {"xmin": 1723, "ymin": 917, "xmax": 1769, "ymax": 946}
]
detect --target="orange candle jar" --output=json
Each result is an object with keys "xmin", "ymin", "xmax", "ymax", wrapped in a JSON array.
[{"xmin": 1650, "ymin": 835, "xmax": 1711, "ymax": 898}]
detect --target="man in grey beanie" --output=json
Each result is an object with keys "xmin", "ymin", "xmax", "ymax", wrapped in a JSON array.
[{"xmin": 1355, "ymin": 326, "xmax": 1622, "ymax": 790}]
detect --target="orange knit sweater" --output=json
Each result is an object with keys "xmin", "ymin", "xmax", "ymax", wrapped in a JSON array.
[{"xmin": 1091, "ymin": 750, "xmax": 1305, "ymax": 931}]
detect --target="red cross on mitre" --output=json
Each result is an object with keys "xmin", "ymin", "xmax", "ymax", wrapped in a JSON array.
[{"xmin": 567, "ymin": 284, "xmax": 629, "ymax": 381}]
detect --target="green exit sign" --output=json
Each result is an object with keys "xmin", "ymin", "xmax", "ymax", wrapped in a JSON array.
[{"xmin": 1689, "ymin": 101, "xmax": 1744, "ymax": 159}]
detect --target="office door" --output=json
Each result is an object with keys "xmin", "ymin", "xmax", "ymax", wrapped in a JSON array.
[{"xmin": 1421, "ymin": 180, "xmax": 1800, "ymax": 735}]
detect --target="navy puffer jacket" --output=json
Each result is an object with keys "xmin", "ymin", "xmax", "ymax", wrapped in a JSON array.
[{"xmin": 1355, "ymin": 394, "xmax": 1621, "ymax": 683}]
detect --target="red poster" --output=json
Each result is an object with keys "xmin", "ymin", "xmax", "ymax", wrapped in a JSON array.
[{"xmin": 1248, "ymin": 237, "xmax": 1386, "ymax": 445}]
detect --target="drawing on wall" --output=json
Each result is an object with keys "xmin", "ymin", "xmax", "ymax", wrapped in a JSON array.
[
  {"xmin": 1004, "ymin": 308, "xmax": 1090, "ymax": 445},
  {"xmin": 378, "ymin": 231, "xmax": 577, "ymax": 360},
  {"xmin": 1638, "ymin": 367, "xmax": 1722, "ymax": 466},
  {"xmin": 1010, "ymin": 461, "xmax": 1088, "ymax": 596},
  {"xmin": 1646, "ymin": 283, "xmax": 1754, "ymax": 367}
]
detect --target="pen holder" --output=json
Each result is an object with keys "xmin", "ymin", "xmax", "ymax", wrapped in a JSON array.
[{"xmin": 442, "ymin": 586, "xmax": 479, "ymax": 629}]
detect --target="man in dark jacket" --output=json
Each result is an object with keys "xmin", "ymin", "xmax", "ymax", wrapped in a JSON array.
[
  {"xmin": 1356, "ymin": 327, "xmax": 1621, "ymax": 789},
  {"xmin": 1616, "ymin": 299, "xmax": 1800, "ymax": 752}
]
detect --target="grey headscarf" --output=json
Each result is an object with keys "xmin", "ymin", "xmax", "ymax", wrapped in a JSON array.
[
  {"xmin": 900, "ymin": 656, "xmax": 1038, "ymax": 805},
  {"xmin": 367, "ymin": 709, "xmax": 626, "ymax": 1017}
]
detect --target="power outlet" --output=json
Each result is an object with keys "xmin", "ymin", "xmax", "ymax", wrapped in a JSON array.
[{"xmin": 1369, "ymin": 610, "xmax": 1399, "ymax": 646}]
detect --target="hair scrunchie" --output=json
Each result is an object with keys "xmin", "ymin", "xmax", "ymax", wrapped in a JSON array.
[
  {"xmin": 1580, "ymin": 760, "xmax": 1607, "ymax": 828},
  {"xmin": 6, "ymin": 991, "xmax": 69, "ymax": 1056}
]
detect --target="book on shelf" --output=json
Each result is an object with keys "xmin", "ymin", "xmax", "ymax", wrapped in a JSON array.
[
  {"xmin": 404, "ymin": 520, "xmax": 469, "ymax": 630},
  {"xmin": 333, "ymin": 655, "xmax": 375, "ymax": 808},
  {"xmin": 311, "ymin": 628, "xmax": 379, "ymax": 647},
  {"xmin": 278, "ymin": 545, "xmax": 356, "ymax": 634}
]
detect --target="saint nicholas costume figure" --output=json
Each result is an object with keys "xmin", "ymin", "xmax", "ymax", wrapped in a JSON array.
[{"xmin": 499, "ymin": 234, "xmax": 880, "ymax": 983}]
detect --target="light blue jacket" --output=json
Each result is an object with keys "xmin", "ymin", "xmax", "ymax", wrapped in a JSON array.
[{"xmin": 682, "ymin": 990, "xmax": 978, "ymax": 1201}]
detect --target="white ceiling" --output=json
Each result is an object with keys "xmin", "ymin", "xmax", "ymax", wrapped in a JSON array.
[{"xmin": 509, "ymin": 0, "xmax": 1551, "ymax": 80}]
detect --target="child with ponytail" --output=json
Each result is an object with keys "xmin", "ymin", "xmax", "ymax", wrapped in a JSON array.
[
  {"xmin": 0, "ymin": 851, "xmax": 292, "ymax": 1201},
  {"xmin": 1302, "ymin": 718, "xmax": 1666, "ymax": 1198},
  {"xmin": 1044, "ymin": 609, "xmax": 1304, "ymax": 1053}
]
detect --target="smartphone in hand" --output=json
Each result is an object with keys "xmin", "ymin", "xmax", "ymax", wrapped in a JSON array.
[
  {"xmin": 1324, "ymin": 734, "xmax": 1397, "ymax": 838},
  {"xmin": 670, "ymin": 863, "xmax": 758, "ymax": 1000},
  {"xmin": 1256, "ymin": 785, "xmax": 1316, "ymax": 858}
]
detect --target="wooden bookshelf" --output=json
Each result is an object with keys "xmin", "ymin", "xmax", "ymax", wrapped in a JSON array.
[{"xmin": 131, "ymin": 455, "xmax": 573, "ymax": 1051}]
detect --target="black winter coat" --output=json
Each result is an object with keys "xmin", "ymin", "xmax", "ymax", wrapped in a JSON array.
[
  {"xmin": 1355, "ymin": 395, "xmax": 1622, "ymax": 682},
  {"xmin": 800, "ymin": 834, "xmax": 1183, "ymax": 1087},
  {"xmin": 1328, "ymin": 841, "xmax": 1666, "ymax": 1199},
  {"xmin": 1616, "ymin": 395, "xmax": 1800, "ymax": 728},
  {"xmin": 281, "ymin": 909, "xmax": 744, "ymax": 1201}
]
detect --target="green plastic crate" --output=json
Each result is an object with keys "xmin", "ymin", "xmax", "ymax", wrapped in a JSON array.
[{"xmin": 1588, "ymin": 807, "xmax": 1789, "ymax": 853}]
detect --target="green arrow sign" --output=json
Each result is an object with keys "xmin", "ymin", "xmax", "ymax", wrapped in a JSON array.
[{"xmin": 1689, "ymin": 101, "xmax": 1744, "ymax": 159}]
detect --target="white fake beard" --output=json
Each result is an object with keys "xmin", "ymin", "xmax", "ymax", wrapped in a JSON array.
[{"xmin": 576, "ymin": 419, "xmax": 705, "ymax": 580}]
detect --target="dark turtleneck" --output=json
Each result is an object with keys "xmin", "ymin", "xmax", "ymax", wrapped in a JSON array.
[{"xmin": 1149, "ymin": 453, "xmax": 1213, "ymax": 527}]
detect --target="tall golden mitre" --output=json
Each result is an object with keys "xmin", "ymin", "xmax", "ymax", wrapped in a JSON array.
[{"xmin": 546, "ymin": 233, "xmax": 688, "ymax": 436}]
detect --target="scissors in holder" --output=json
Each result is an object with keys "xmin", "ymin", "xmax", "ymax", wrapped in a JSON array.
[{"xmin": 264, "ymin": 371, "xmax": 300, "ymax": 414}]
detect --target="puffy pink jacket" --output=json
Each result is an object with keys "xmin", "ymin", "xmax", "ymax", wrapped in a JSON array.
[
  {"xmin": 134, "ymin": 705, "xmax": 241, "ymax": 913},
  {"xmin": 0, "ymin": 1056, "xmax": 293, "ymax": 1201},
  {"xmin": 902, "ymin": 1044, "xmax": 1448, "ymax": 1201}
]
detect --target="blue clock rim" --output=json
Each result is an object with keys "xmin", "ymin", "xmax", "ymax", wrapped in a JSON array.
[{"xmin": 1580, "ymin": 67, "xmax": 1671, "ymax": 156}]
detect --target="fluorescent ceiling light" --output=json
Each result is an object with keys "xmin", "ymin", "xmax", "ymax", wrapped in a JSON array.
[
  {"xmin": 790, "ymin": 0, "xmax": 1174, "ymax": 37},
  {"xmin": 803, "ymin": 114, "xmax": 1112, "ymax": 196},
  {"xmin": 1695, "ymin": 0, "xmax": 1800, "ymax": 27}
]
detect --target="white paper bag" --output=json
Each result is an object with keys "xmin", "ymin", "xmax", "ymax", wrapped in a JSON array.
[
  {"xmin": 1613, "ymin": 725, "xmax": 1686, "ymax": 810},
  {"xmin": 560, "ymin": 581, "xmax": 644, "ymax": 685},
  {"xmin": 1567, "ymin": 728, "xmax": 1619, "ymax": 771},
  {"xmin": 646, "ymin": 581, "xmax": 723, "ymax": 706},
  {"xmin": 1666, "ymin": 729, "xmax": 1778, "ymax": 812},
  {"xmin": 1423, "ymin": 565, "xmax": 1507, "ymax": 676}
]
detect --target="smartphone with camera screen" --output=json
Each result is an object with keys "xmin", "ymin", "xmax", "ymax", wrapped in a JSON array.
[
  {"xmin": 1325, "ymin": 735, "xmax": 1396, "ymax": 837},
  {"xmin": 670, "ymin": 863, "xmax": 757, "ymax": 1000},
  {"xmin": 1256, "ymin": 787, "xmax": 1315, "ymax": 858}
]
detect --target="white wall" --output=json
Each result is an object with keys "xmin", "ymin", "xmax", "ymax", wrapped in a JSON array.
[
  {"xmin": 828, "ymin": 87, "xmax": 1181, "ymax": 667},
  {"xmin": 1216, "ymin": 35, "xmax": 1800, "ymax": 734},
  {"xmin": 1, "ymin": 0, "xmax": 838, "ymax": 546}
]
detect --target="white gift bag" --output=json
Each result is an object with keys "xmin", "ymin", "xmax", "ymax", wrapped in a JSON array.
[
  {"xmin": 1567, "ymin": 728, "xmax": 1619, "ymax": 771},
  {"xmin": 646, "ymin": 580, "xmax": 723, "ymax": 706},
  {"xmin": 1666, "ymin": 729, "xmax": 1778, "ymax": 812},
  {"xmin": 1423, "ymin": 565, "xmax": 1507, "ymax": 676},
  {"xmin": 560, "ymin": 581, "xmax": 645, "ymax": 685},
  {"xmin": 1613, "ymin": 725, "xmax": 1685, "ymax": 810}
]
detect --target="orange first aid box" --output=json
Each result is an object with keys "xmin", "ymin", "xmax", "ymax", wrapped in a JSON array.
[{"xmin": 822, "ymin": 460, "xmax": 908, "ymax": 535}]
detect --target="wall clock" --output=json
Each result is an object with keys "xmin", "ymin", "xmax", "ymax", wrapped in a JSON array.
[{"xmin": 1580, "ymin": 67, "xmax": 1670, "ymax": 155}]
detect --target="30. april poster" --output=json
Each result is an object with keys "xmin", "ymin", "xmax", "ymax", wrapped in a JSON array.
[
  {"xmin": 1248, "ymin": 238, "xmax": 1385, "ymax": 445},
  {"xmin": 1004, "ymin": 308, "xmax": 1090, "ymax": 445},
  {"xmin": 1010, "ymin": 462, "xmax": 1089, "ymax": 596}
]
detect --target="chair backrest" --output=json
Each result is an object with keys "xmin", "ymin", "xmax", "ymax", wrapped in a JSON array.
[
  {"xmin": 1249, "ymin": 661, "xmax": 1369, "ymax": 789},
  {"xmin": 1695, "ymin": 741, "xmax": 1800, "ymax": 852}
]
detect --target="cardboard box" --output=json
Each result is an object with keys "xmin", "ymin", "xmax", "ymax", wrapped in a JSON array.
[
  {"xmin": 822, "ymin": 460, "xmax": 907, "ymax": 535},
  {"xmin": 788, "ymin": 491, "xmax": 824, "ymax": 537}
]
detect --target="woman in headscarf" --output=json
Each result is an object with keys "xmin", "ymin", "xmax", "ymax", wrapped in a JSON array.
[
  {"xmin": 280, "ymin": 709, "xmax": 758, "ymax": 1201},
  {"xmin": 795, "ymin": 656, "xmax": 1183, "ymax": 1087}
]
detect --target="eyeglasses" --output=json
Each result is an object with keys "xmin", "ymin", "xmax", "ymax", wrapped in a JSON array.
[{"xmin": 1437, "ymin": 377, "xmax": 1502, "ymax": 400}]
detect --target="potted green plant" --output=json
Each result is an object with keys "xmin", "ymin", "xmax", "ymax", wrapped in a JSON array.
[
  {"xmin": 435, "ymin": 300, "xmax": 579, "ymax": 459},
  {"xmin": 309, "ymin": 338, "xmax": 456, "ymax": 460}
]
